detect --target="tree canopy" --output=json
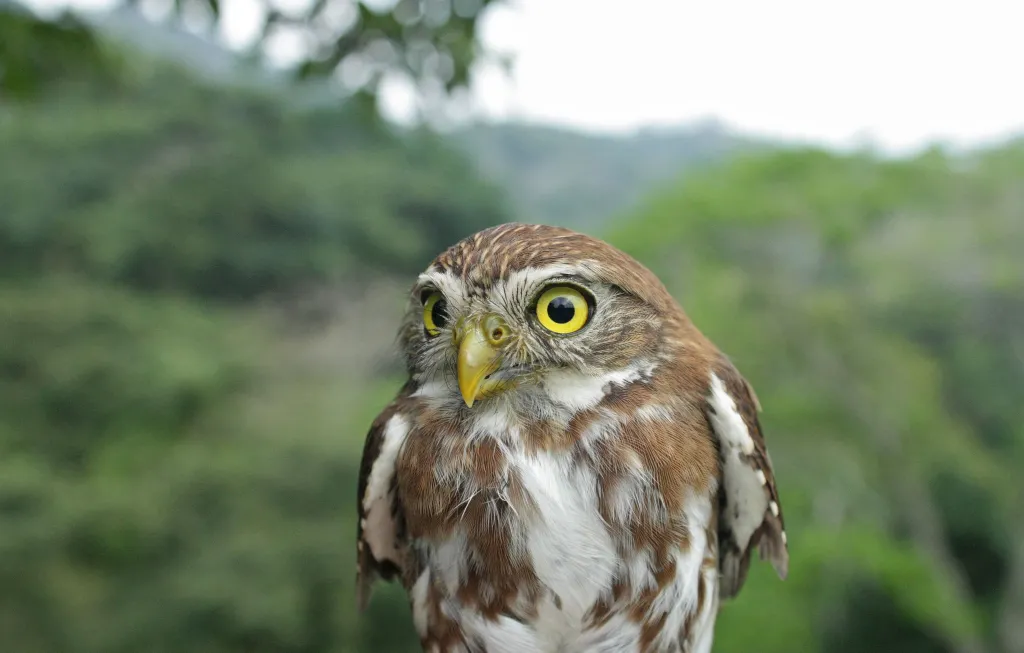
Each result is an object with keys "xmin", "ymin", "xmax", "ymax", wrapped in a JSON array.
[{"xmin": 0, "ymin": 0, "xmax": 503, "ymax": 104}]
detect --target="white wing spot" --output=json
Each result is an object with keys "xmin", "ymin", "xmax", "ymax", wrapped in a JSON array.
[
  {"xmin": 756, "ymin": 470, "xmax": 767, "ymax": 486},
  {"xmin": 362, "ymin": 414, "xmax": 411, "ymax": 564},
  {"xmin": 708, "ymin": 374, "xmax": 756, "ymax": 456},
  {"xmin": 770, "ymin": 501, "xmax": 780, "ymax": 517},
  {"xmin": 707, "ymin": 372, "xmax": 769, "ymax": 551},
  {"xmin": 411, "ymin": 569, "xmax": 431, "ymax": 637}
]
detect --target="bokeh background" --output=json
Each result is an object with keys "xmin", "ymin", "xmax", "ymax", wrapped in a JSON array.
[{"xmin": 2, "ymin": 1, "xmax": 1023, "ymax": 652}]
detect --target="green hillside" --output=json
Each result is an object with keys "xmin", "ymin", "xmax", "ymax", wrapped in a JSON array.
[{"xmin": 453, "ymin": 120, "xmax": 765, "ymax": 228}]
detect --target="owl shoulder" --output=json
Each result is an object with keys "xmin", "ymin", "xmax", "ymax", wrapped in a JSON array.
[
  {"xmin": 703, "ymin": 354, "xmax": 789, "ymax": 599},
  {"xmin": 356, "ymin": 379, "xmax": 418, "ymax": 612}
]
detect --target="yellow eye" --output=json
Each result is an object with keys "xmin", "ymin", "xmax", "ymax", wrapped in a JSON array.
[
  {"xmin": 535, "ymin": 286, "xmax": 590, "ymax": 334},
  {"xmin": 422, "ymin": 292, "xmax": 448, "ymax": 337}
]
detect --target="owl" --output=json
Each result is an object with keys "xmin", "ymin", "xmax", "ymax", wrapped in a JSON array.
[{"xmin": 357, "ymin": 223, "xmax": 788, "ymax": 653}]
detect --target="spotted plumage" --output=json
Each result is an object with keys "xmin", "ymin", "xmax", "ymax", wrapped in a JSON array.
[{"xmin": 357, "ymin": 223, "xmax": 789, "ymax": 652}]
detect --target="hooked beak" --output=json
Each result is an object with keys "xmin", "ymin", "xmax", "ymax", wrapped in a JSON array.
[{"xmin": 456, "ymin": 314, "xmax": 512, "ymax": 408}]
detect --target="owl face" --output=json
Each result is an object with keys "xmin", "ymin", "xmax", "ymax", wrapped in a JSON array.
[{"xmin": 398, "ymin": 228, "xmax": 665, "ymax": 409}]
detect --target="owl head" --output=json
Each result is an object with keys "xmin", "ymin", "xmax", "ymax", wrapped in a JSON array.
[{"xmin": 397, "ymin": 223, "xmax": 683, "ymax": 409}]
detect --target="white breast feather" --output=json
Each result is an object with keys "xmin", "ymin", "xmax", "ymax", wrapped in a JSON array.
[
  {"xmin": 460, "ymin": 610, "xmax": 544, "ymax": 652},
  {"xmin": 432, "ymin": 530, "xmax": 470, "ymax": 598},
  {"xmin": 578, "ymin": 492, "xmax": 718, "ymax": 653},
  {"xmin": 575, "ymin": 617, "xmax": 643, "ymax": 653},
  {"xmin": 410, "ymin": 569, "xmax": 432, "ymax": 639},
  {"xmin": 689, "ymin": 562, "xmax": 721, "ymax": 653},
  {"xmin": 415, "ymin": 367, "xmax": 723, "ymax": 651},
  {"xmin": 521, "ymin": 453, "xmax": 618, "ymax": 625},
  {"xmin": 649, "ymin": 493, "xmax": 715, "ymax": 650}
]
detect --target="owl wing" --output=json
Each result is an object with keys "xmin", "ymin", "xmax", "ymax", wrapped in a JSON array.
[
  {"xmin": 356, "ymin": 380, "xmax": 416, "ymax": 611},
  {"xmin": 705, "ymin": 355, "xmax": 789, "ymax": 599}
]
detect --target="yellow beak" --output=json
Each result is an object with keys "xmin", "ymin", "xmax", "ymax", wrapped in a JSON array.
[{"xmin": 456, "ymin": 314, "xmax": 511, "ymax": 408}]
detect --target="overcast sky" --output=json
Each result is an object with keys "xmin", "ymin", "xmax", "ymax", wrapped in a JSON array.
[
  {"xmin": 26, "ymin": 0, "xmax": 1024, "ymax": 153},
  {"xmin": 480, "ymin": 0, "xmax": 1024, "ymax": 152}
]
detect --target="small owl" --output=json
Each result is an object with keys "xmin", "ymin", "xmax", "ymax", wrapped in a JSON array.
[{"xmin": 357, "ymin": 223, "xmax": 788, "ymax": 652}]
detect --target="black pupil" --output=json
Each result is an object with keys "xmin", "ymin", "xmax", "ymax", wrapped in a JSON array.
[
  {"xmin": 430, "ymin": 299, "xmax": 448, "ymax": 329},
  {"xmin": 547, "ymin": 296, "xmax": 576, "ymax": 324}
]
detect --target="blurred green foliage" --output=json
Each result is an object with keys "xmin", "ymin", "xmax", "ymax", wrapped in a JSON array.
[
  {"xmin": 2, "ymin": 7, "xmax": 1023, "ymax": 651},
  {"xmin": 0, "ymin": 3, "xmax": 118, "ymax": 97},
  {"xmin": 0, "ymin": 61, "xmax": 508, "ymax": 295}
]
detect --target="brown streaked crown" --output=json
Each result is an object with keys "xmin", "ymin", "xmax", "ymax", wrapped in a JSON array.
[{"xmin": 429, "ymin": 223, "xmax": 678, "ymax": 312}]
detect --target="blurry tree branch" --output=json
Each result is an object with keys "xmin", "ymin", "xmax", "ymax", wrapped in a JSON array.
[
  {"xmin": 0, "ymin": 4, "xmax": 113, "ymax": 98},
  {"xmin": 0, "ymin": 0, "xmax": 508, "ymax": 108}
]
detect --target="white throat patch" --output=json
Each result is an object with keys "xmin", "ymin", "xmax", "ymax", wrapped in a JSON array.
[{"xmin": 541, "ymin": 361, "xmax": 654, "ymax": 413}]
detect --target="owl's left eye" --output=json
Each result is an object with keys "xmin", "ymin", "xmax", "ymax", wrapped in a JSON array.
[
  {"xmin": 535, "ymin": 285, "xmax": 591, "ymax": 334},
  {"xmin": 422, "ymin": 291, "xmax": 448, "ymax": 337}
]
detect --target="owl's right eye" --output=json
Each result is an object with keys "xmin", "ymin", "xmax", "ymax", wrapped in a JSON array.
[
  {"xmin": 535, "ymin": 285, "xmax": 591, "ymax": 334},
  {"xmin": 422, "ymin": 291, "xmax": 448, "ymax": 337}
]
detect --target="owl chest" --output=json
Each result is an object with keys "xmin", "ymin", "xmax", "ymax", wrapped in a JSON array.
[
  {"xmin": 397, "ymin": 435, "xmax": 620, "ymax": 617},
  {"xmin": 395, "ymin": 416, "xmax": 720, "ymax": 652}
]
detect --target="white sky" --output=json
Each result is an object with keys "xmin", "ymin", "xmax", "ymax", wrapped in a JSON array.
[{"xmin": 25, "ymin": 0, "xmax": 1024, "ymax": 152}]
